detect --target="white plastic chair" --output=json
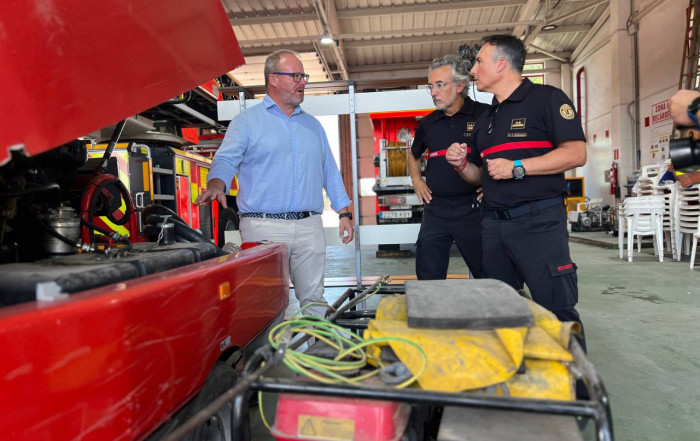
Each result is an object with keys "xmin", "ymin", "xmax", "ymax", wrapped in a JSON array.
[
  {"xmin": 690, "ymin": 232, "xmax": 700, "ymax": 269},
  {"xmin": 633, "ymin": 161, "xmax": 676, "ymax": 257},
  {"xmin": 674, "ymin": 185, "xmax": 700, "ymax": 261},
  {"xmin": 618, "ymin": 196, "xmax": 666, "ymax": 262},
  {"xmin": 638, "ymin": 160, "xmax": 670, "ymax": 188},
  {"xmin": 687, "ymin": 198, "xmax": 700, "ymax": 269}
]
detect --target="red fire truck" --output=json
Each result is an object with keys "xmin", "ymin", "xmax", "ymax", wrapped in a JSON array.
[{"xmin": 0, "ymin": 2, "xmax": 288, "ymax": 440}]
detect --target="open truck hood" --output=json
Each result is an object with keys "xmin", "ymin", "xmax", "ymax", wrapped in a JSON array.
[{"xmin": 0, "ymin": 0, "xmax": 245, "ymax": 165}]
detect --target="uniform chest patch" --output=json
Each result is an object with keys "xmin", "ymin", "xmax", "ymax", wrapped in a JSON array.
[
  {"xmin": 559, "ymin": 104, "xmax": 575, "ymax": 120},
  {"xmin": 464, "ymin": 122, "xmax": 476, "ymax": 137},
  {"xmin": 510, "ymin": 118, "xmax": 526, "ymax": 130}
]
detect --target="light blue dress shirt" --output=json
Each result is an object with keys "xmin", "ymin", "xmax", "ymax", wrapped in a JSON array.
[{"xmin": 208, "ymin": 95, "xmax": 351, "ymax": 214}]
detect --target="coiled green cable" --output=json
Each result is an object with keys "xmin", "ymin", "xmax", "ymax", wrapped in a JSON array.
[{"xmin": 259, "ymin": 317, "xmax": 427, "ymax": 430}]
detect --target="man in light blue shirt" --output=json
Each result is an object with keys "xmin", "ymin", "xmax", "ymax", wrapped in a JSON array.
[{"xmin": 196, "ymin": 50, "xmax": 354, "ymax": 317}]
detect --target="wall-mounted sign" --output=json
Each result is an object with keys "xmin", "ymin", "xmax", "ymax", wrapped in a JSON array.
[{"xmin": 651, "ymin": 100, "xmax": 671, "ymax": 125}]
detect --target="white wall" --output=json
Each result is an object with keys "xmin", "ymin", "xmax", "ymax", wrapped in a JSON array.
[
  {"xmin": 544, "ymin": 60, "xmax": 563, "ymax": 91},
  {"xmin": 570, "ymin": 0, "xmax": 687, "ymax": 204},
  {"xmin": 637, "ymin": 1, "xmax": 686, "ymax": 166},
  {"xmin": 573, "ymin": 42, "xmax": 613, "ymax": 204}
]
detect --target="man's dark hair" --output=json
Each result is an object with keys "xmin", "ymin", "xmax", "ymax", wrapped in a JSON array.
[{"xmin": 480, "ymin": 35, "xmax": 526, "ymax": 74}]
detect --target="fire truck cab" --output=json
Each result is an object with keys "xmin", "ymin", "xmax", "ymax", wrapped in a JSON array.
[{"xmin": 0, "ymin": 2, "xmax": 288, "ymax": 440}]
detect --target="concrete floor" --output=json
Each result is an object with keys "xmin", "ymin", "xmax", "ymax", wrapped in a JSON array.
[{"xmin": 257, "ymin": 234, "xmax": 700, "ymax": 441}]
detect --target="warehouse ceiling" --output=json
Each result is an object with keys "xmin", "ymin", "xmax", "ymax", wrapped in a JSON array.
[{"xmin": 223, "ymin": 0, "xmax": 611, "ymax": 90}]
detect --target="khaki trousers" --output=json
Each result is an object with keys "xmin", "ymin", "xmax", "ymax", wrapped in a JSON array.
[{"xmin": 240, "ymin": 215, "xmax": 327, "ymax": 317}]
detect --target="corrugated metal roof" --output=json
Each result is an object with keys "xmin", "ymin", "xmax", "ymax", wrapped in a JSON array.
[{"xmin": 224, "ymin": 0, "xmax": 610, "ymax": 89}]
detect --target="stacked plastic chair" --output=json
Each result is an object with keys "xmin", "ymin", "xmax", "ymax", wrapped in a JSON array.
[
  {"xmin": 634, "ymin": 161, "xmax": 677, "ymax": 259},
  {"xmin": 675, "ymin": 185, "xmax": 700, "ymax": 263},
  {"xmin": 689, "ymin": 226, "xmax": 700, "ymax": 269},
  {"xmin": 618, "ymin": 195, "xmax": 666, "ymax": 262}
]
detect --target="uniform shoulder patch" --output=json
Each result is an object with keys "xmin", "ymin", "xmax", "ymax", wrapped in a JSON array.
[{"xmin": 559, "ymin": 104, "xmax": 575, "ymax": 120}]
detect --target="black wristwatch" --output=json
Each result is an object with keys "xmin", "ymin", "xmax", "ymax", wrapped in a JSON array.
[
  {"xmin": 512, "ymin": 159, "xmax": 526, "ymax": 180},
  {"xmin": 339, "ymin": 212, "xmax": 353, "ymax": 220},
  {"xmin": 688, "ymin": 96, "xmax": 700, "ymax": 126}
]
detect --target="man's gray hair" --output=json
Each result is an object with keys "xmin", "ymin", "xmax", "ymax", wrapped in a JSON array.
[
  {"xmin": 429, "ymin": 54, "xmax": 471, "ymax": 98},
  {"xmin": 264, "ymin": 50, "xmax": 301, "ymax": 87}
]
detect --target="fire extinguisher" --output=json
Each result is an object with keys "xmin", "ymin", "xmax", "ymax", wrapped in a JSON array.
[{"xmin": 610, "ymin": 162, "xmax": 619, "ymax": 197}]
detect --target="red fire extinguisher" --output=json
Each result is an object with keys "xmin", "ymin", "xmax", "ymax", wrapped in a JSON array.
[{"xmin": 610, "ymin": 162, "xmax": 619, "ymax": 196}]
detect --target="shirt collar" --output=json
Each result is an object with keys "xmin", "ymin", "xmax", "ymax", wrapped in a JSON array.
[
  {"xmin": 434, "ymin": 98, "xmax": 476, "ymax": 120},
  {"xmin": 491, "ymin": 78, "xmax": 532, "ymax": 106},
  {"xmin": 263, "ymin": 94, "xmax": 304, "ymax": 116}
]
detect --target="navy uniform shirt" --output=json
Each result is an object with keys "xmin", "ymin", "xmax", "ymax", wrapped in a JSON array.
[
  {"xmin": 471, "ymin": 79, "xmax": 586, "ymax": 210},
  {"xmin": 411, "ymin": 98, "xmax": 489, "ymax": 198}
]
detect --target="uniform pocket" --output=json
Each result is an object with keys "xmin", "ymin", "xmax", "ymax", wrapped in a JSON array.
[{"xmin": 547, "ymin": 260, "xmax": 579, "ymax": 309}]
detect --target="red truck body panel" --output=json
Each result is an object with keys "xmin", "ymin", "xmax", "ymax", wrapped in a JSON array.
[
  {"xmin": 0, "ymin": 243, "xmax": 289, "ymax": 441},
  {"xmin": 0, "ymin": 0, "xmax": 244, "ymax": 165}
]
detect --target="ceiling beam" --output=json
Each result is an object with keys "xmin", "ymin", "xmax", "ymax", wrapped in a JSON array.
[
  {"xmin": 349, "ymin": 62, "xmax": 432, "ymax": 73},
  {"xmin": 570, "ymin": 5, "xmax": 610, "ymax": 61},
  {"xmin": 238, "ymin": 24, "xmax": 538, "ymax": 48},
  {"xmin": 240, "ymin": 44, "xmax": 317, "ymax": 56},
  {"xmin": 336, "ymin": 0, "xmax": 527, "ymax": 19},
  {"xmin": 237, "ymin": 31, "xmax": 587, "ymax": 53},
  {"xmin": 526, "ymin": 51, "xmax": 572, "ymax": 62},
  {"xmin": 523, "ymin": 0, "xmax": 607, "ymax": 47},
  {"xmin": 547, "ymin": 24, "xmax": 592, "ymax": 34},
  {"xmin": 337, "ymin": 22, "xmax": 535, "ymax": 39},
  {"xmin": 332, "ymin": 22, "xmax": 588, "ymax": 40},
  {"xmin": 228, "ymin": 11, "xmax": 317, "ymax": 26},
  {"xmin": 529, "ymin": 44, "xmax": 569, "ymax": 62},
  {"xmin": 341, "ymin": 32, "xmax": 496, "ymax": 49},
  {"xmin": 548, "ymin": 0, "xmax": 608, "ymax": 26},
  {"xmin": 238, "ymin": 38, "xmax": 317, "ymax": 47},
  {"xmin": 347, "ymin": 52, "xmax": 572, "ymax": 74},
  {"xmin": 628, "ymin": 0, "xmax": 665, "ymax": 25},
  {"xmin": 313, "ymin": 0, "xmax": 349, "ymax": 80},
  {"xmin": 513, "ymin": 0, "xmax": 541, "ymax": 38}
]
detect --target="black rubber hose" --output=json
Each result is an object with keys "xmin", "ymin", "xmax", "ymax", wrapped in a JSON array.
[
  {"xmin": 142, "ymin": 205, "xmax": 225, "ymax": 256},
  {"xmin": 0, "ymin": 183, "xmax": 60, "ymax": 199},
  {"xmin": 90, "ymin": 178, "xmax": 133, "ymax": 226},
  {"xmin": 80, "ymin": 218, "xmax": 133, "ymax": 252},
  {"xmin": 36, "ymin": 217, "xmax": 107, "ymax": 255},
  {"xmin": 142, "ymin": 205, "xmax": 189, "ymax": 228},
  {"xmin": 144, "ymin": 212, "xmax": 206, "ymax": 243}
]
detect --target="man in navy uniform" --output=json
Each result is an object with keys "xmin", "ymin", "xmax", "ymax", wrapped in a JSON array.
[
  {"xmin": 408, "ymin": 54, "xmax": 489, "ymax": 280},
  {"xmin": 446, "ymin": 35, "xmax": 587, "ymax": 346}
]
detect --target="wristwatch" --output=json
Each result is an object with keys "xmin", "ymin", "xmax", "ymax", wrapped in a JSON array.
[
  {"xmin": 339, "ymin": 212, "xmax": 353, "ymax": 220},
  {"xmin": 688, "ymin": 96, "xmax": 700, "ymax": 126},
  {"xmin": 512, "ymin": 160, "xmax": 526, "ymax": 180}
]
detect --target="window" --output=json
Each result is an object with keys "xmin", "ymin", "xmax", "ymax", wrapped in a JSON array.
[
  {"xmin": 576, "ymin": 68, "xmax": 586, "ymax": 128},
  {"xmin": 523, "ymin": 62, "xmax": 544, "ymax": 85}
]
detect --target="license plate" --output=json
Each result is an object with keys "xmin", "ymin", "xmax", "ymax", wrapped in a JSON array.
[{"xmin": 380, "ymin": 210, "xmax": 411, "ymax": 219}]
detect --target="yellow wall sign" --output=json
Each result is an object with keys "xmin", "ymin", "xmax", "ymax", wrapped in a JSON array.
[{"xmin": 298, "ymin": 415, "xmax": 354, "ymax": 441}]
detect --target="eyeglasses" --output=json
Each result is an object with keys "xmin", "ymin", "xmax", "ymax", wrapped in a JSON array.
[
  {"xmin": 425, "ymin": 81, "xmax": 453, "ymax": 93},
  {"xmin": 487, "ymin": 104, "xmax": 501, "ymax": 134},
  {"xmin": 273, "ymin": 72, "xmax": 310, "ymax": 83}
]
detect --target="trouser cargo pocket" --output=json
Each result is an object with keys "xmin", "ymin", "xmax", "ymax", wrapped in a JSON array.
[{"xmin": 547, "ymin": 260, "xmax": 578, "ymax": 309}]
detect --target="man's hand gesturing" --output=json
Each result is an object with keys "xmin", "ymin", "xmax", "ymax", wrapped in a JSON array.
[
  {"xmin": 194, "ymin": 178, "xmax": 228, "ymax": 209},
  {"xmin": 446, "ymin": 142, "xmax": 468, "ymax": 170}
]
